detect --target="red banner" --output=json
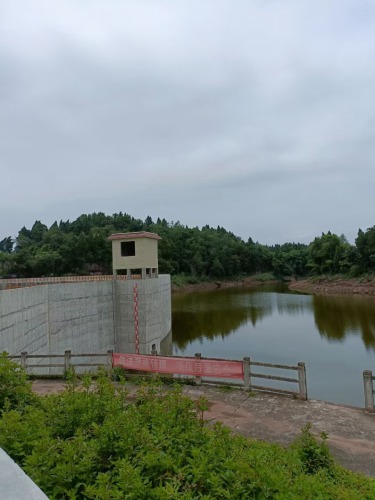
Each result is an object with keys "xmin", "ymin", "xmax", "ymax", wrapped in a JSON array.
[{"xmin": 113, "ymin": 353, "xmax": 244, "ymax": 380}]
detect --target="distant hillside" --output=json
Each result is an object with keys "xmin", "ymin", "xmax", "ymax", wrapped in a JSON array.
[{"xmin": 0, "ymin": 212, "xmax": 374, "ymax": 279}]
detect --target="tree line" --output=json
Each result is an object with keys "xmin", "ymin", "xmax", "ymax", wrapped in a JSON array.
[{"xmin": 0, "ymin": 212, "xmax": 374, "ymax": 279}]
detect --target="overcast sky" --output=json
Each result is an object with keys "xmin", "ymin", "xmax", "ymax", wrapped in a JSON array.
[{"xmin": 1, "ymin": 0, "xmax": 374, "ymax": 245}]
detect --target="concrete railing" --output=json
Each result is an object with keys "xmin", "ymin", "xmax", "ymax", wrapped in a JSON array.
[
  {"xmin": 6, "ymin": 352, "xmax": 375, "ymax": 409},
  {"xmin": 0, "ymin": 275, "xmax": 142, "ymax": 289},
  {"xmin": 114, "ymin": 352, "xmax": 308, "ymax": 400},
  {"xmin": 249, "ymin": 360, "xmax": 307, "ymax": 400},
  {"xmin": 8, "ymin": 351, "xmax": 307, "ymax": 400},
  {"xmin": 9, "ymin": 350, "xmax": 113, "ymax": 375},
  {"xmin": 195, "ymin": 356, "xmax": 307, "ymax": 400},
  {"xmin": 363, "ymin": 370, "xmax": 375, "ymax": 412}
]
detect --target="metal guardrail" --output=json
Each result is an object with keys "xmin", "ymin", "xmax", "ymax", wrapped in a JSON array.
[{"xmin": 363, "ymin": 370, "xmax": 375, "ymax": 412}]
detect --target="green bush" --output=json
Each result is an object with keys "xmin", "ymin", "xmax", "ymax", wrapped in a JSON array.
[
  {"xmin": 0, "ymin": 358, "xmax": 374, "ymax": 498},
  {"xmin": 0, "ymin": 352, "xmax": 36, "ymax": 410},
  {"xmin": 253, "ymin": 272, "xmax": 276, "ymax": 282},
  {"xmin": 292, "ymin": 423, "xmax": 334, "ymax": 474}
]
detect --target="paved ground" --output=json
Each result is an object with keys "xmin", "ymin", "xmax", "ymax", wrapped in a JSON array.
[{"xmin": 32, "ymin": 380, "xmax": 375, "ymax": 478}]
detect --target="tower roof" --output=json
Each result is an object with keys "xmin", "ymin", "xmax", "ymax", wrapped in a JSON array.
[{"xmin": 108, "ymin": 232, "xmax": 161, "ymax": 241}]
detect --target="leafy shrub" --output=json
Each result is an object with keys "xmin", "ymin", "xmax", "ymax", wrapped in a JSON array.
[
  {"xmin": 0, "ymin": 366, "xmax": 374, "ymax": 499},
  {"xmin": 349, "ymin": 264, "xmax": 362, "ymax": 278},
  {"xmin": 253, "ymin": 272, "xmax": 276, "ymax": 282},
  {"xmin": 292, "ymin": 423, "xmax": 334, "ymax": 474},
  {"xmin": 0, "ymin": 353, "xmax": 36, "ymax": 410}
]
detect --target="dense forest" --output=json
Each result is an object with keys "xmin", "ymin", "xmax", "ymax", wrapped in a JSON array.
[{"xmin": 0, "ymin": 212, "xmax": 374, "ymax": 279}]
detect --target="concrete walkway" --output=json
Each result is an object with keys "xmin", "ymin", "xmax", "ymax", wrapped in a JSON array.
[{"xmin": 32, "ymin": 380, "xmax": 375, "ymax": 478}]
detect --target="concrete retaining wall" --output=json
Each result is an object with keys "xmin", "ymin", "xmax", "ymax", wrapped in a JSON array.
[
  {"xmin": 0, "ymin": 286, "xmax": 49, "ymax": 355},
  {"xmin": 0, "ymin": 276, "xmax": 171, "ymax": 357},
  {"xmin": 48, "ymin": 281, "xmax": 115, "ymax": 354},
  {"xmin": 0, "ymin": 448, "xmax": 48, "ymax": 499},
  {"xmin": 114, "ymin": 275, "xmax": 171, "ymax": 354}
]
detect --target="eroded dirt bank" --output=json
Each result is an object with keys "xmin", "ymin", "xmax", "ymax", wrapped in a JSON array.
[
  {"xmin": 172, "ymin": 277, "xmax": 279, "ymax": 294},
  {"xmin": 289, "ymin": 277, "xmax": 375, "ymax": 296},
  {"xmin": 172, "ymin": 276, "xmax": 375, "ymax": 296}
]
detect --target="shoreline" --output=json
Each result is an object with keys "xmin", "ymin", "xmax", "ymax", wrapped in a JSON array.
[
  {"xmin": 172, "ymin": 276, "xmax": 375, "ymax": 296},
  {"xmin": 289, "ymin": 277, "xmax": 375, "ymax": 296},
  {"xmin": 171, "ymin": 277, "xmax": 280, "ymax": 294}
]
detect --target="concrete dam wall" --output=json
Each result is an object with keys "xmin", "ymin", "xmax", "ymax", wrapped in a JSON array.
[{"xmin": 0, "ymin": 276, "xmax": 171, "ymax": 357}]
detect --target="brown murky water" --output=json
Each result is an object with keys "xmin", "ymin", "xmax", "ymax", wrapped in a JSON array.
[{"xmin": 172, "ymin": 285, "xmax": 375, "ymax": 406}]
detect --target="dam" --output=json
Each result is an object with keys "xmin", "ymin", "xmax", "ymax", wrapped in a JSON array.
[{"xmin": 0, "ymin": 232, "xmax": 171, "ymax": 357}]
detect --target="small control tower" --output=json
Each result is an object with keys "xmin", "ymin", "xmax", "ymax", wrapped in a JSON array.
[{"xmin": 108, "ymin": 232, "xmax": 161, "ymax": 279}]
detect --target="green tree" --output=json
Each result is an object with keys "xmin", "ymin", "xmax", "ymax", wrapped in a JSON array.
[
  {"xmin": 307, "ymin": 232, "xmax": 351, "ymax": 275},
  {"xmin": 356, "ymin": 227, "xmax": 375, "ymax": 273},
  {"xmin": 0, "ymin": 237, "xmax": 13, "ymax": 254}
]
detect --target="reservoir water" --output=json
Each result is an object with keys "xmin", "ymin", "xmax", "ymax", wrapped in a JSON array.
[{"xmin": 172, "ymin": 285, "xmax": 375, "ymax": 407}]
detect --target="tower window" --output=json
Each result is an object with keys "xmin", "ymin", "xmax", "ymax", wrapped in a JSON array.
[{"xmin": 121, "ymin": 241, "xmax": 135, "ymax": 257}]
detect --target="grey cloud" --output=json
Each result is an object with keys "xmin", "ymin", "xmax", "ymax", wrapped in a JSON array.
[{"xmin": 1, "ymin": 0, "xmax": 375, "ymax": 245}]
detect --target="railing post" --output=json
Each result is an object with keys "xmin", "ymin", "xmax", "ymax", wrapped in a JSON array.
[
  {"xmin": 64, "ymin": 350, "xmax": 72, "ymax": 373},
  {"xmin": 107, "ymin": 350, "xmax": 114, "ymax": 376},
  {"xmin": 21, "ymin": 351, "xmax": 27, "ymax": 371},
  {"xmin": 298, "ymin": 362, "xmax": 308, "ymax": 400},
  {"xmin": 195, "ymin": 353, "xmax": 202, "ymax": 386},
  {"xmin": 363, "ymin": 370, "xmax": 374, "ymax": 413},
  {"xmin": 243, "ymin": 357, "xmax": 251, "ymax": 391}
]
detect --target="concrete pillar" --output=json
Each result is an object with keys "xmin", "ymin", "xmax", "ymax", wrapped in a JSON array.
[
  {"xmin": 127, "ymin": 269, "xmax": 131, "ymax": 278},
  {"xmin": 243, "ymin": 357, "xmax": 251, "ymax": 391},
  {"xmin": 298, "ymin": 362, "xmax": 308, "ymax": 400},
  {"xmin": 363, "ymin": 370, "xmax": 374, "ymax": 412},
  {"xmin": 195, "ymin": 352, "xmax": 202, "ymax": 385},
  {"xmin": 64, "ymin": 350, "xmax": 72, "ymax": 373},
  {"xmin": 21, "ymin": 351, "xmax": 27, "ymax": 371},
  {"xmin": 107, "ymin": 350, "xmax": 113, "ymax": 376},
  {"xmin": 141, "ymin": 268, "xmax": 146, "ymax": 279}
]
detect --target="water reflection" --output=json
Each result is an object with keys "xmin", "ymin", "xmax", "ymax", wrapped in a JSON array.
[
  {"xmin": 172, "ymin": 286, "xmax": 375, "ymax": 352},
  {"xmin": 171, "ymin": 286, "xmax": 375, "ymax": 406},
  {"xmin": 313, "ymin": 295, "xmax": 375, "ymax": 350},
  {"xmin": 172, "ymin": 288, "xmax": 272, "ymax": 350},
  {"xmin": 276, "ymin": 294, "xmax": 313, "ymax": 316}
]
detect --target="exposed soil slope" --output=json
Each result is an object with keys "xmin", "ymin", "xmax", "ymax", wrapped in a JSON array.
[
  {"xmin": 172, "ymin": 277, "xmax": 279, "ymax": 293},
  {"xmin": 289, "ymin": 277, "xmax": 375, "ymax": 296}
]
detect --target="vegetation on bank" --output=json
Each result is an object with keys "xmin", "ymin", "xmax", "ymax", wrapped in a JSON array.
[
  {"xmin": 0, "ymin": 355, "xmax": 374, "ymax": 499},
  {"xmin": 0, "ymin": 212, "xmax": 375, "ymax": 280},
  {"xmin": 170, "ymin": 272, "xmax": 278, "ymax": 289}
]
